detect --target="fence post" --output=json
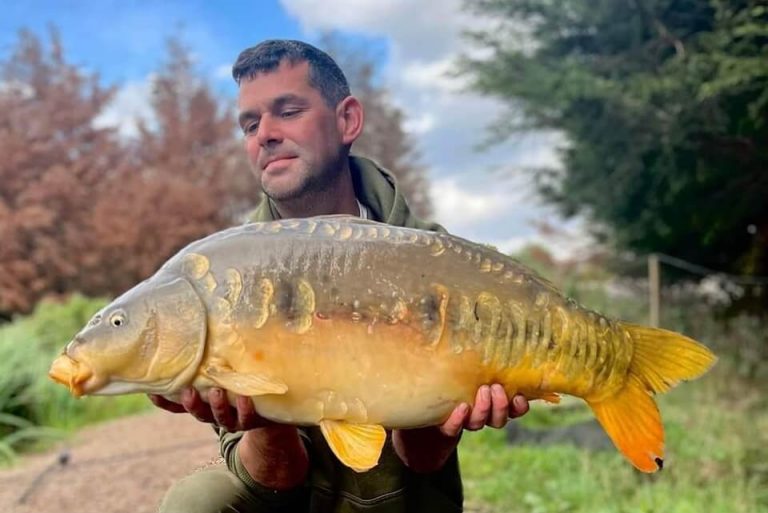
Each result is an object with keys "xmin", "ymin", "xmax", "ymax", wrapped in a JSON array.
[{"xmin": 648, "ymin": 253, "xmax": 660, "ymax": 327}]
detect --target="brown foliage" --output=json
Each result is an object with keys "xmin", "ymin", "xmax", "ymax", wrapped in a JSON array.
[
  {"xmin": 0, "ymin": 32, "xmax": 257, "ymax": 317},
  {"xmin": 0, "ymin": 29, "xmax": 126, "ymax": 314}
]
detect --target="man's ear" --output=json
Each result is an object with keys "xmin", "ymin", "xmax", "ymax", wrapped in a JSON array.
[{"xmin": 336, "ymin": 96, "xmax": 364, "ymax": 145}]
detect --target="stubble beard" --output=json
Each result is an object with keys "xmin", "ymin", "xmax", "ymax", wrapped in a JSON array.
[{"xmin": 261, "ymin": 154, "xmax": 344, "ymax": 206}]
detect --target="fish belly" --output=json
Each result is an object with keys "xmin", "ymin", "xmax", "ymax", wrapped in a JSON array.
[{"xmin": 215, "ymin": 317, "xmax": 490, "ymax": 429}]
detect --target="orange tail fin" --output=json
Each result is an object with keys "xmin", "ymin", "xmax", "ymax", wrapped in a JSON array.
[{"xmin": 587, "ymin": 324, "xmax": 716, "ymax": 472}]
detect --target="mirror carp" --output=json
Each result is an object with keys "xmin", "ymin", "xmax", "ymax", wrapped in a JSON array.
[{"xmin": 49, "ymin": 216, "xmax": 716, "ymax": 473}]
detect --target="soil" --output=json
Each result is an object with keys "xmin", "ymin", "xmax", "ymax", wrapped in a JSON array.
[
  {"xmin": 0, "ymin": 410, "xmax": 221, "ymax": 513},
  {"xmin": 0, "ymin": 411, "xmax": 496, "ymax": 513}
]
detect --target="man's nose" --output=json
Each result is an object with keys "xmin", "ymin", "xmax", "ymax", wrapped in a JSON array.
[{"xmin": 256, "ymin": 115, "xmax": 283, "ymax": 147}]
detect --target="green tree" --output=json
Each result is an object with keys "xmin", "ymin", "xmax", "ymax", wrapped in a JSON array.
[{"xmin": 460, "ymin": 0, "xmax": 768, "ymax": 276}]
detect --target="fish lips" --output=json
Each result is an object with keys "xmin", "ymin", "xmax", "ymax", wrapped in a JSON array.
[{"xmin": 48, "ymin": 354, "xmax": 95, "ymax": 397}]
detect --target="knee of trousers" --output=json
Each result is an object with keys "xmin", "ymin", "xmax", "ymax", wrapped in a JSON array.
[{"xmin": 158, "ymin": 467, "xmax": 249, "ymax": 513}]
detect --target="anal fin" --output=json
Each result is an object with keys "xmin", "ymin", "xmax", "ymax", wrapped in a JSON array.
[
  {"xmin": 527, "ymin": 391, "xmax": 561, "ymax": 404},
  {"xmin": 319, "ymin": 420, "xmax": 386, "ymax": 473}
]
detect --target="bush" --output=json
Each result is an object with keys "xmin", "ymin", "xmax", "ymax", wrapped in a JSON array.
[{"xmin": 0, "ymin": 294, "xmax": 150, "ymax": 463}]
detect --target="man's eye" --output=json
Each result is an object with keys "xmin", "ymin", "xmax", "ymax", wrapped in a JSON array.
[
  {"xmin": 244, "ymin": 122, "xmax": 259, "ymax": 135},
  {"xmin": 281, "ymin": 110, "xmax": 300, "ymax": 118}
]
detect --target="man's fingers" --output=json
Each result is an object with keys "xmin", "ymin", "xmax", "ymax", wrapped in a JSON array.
[
  {"xmin": 235, "ymin": 395, "xmax": 262, "ymax": 430},
  {"xmin": 180, "ymin": 388, "xmax": 215, "ymax": 424},
  {"xmin": 489, "ymin": 384, "xmax": 510, "ymax": 428},
  {"xmin": 148, "ymin": 394, "xmax": 187, "ymax": 414},
  {"xmin": 466, "ymin": 385, "xmax": 492, "ymax": 431},
  {"xmin": 440, "ymin": 403, "xmax": 470, "ymax": 437},
  {"xmin": 209, "ymin": 388, "xmax": 237, "ymax": 431},
  {"xmin": 509, "ymin": 394, "xmax": 529, "ymax": 419}
]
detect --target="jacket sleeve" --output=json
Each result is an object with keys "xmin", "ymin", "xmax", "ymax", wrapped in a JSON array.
[{"xmin": 218, "ymin": 427, "xmax": 311, "ymax": 512}]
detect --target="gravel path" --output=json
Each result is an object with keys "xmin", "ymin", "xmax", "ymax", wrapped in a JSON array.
[
  {"xmin": 0, "ymin": 411, "xmax": 221, "ymax": 513},
  {"xmin": 0, "ymin": 411, "xmax": 497, "ymax": 513}
]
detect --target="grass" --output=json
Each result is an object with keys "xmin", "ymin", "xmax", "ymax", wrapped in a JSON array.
[
  {"xmin": 458, "ymin": 257, "xmax": 768, "ymax": 513},
  {"xmin": 460, "ymin": 359, "xmax": 768, "ymax": 513},
  {"xmin": 0, "ymin": 295, "xmax": 151, "ymax": 464}
]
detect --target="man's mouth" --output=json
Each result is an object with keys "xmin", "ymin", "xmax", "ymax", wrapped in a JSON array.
[{"xmin": 263, "ymin": 156, "xmax": 296, "ymax": 171}]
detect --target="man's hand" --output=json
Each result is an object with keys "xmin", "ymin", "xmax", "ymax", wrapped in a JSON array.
[
  {"xmin": 393, "ymin": 384, "xmax": 529, "ymax": 473},
  {"xmin": 439, "ymin": 384, "xmax": 529, "ymax": 437},
  {"xmin": 148, "ymin": 388, "xmax": 272, "ymax": 432},
  {"xmin": 149, "ymin": 389, "xmax": 309, "ymax": 490}
]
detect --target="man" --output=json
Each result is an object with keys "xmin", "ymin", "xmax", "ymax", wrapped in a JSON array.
[{"xmin": 151, "ymin": 40, "xmax": 529, "ymax": 513}]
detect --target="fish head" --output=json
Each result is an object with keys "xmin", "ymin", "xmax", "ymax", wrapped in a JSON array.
[{"xmin": 49, "ymin": 276, "xmax": 207, "ymax": 397}]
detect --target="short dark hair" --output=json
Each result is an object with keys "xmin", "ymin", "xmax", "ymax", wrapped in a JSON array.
[{"xmin": 232, "ymin": 40, "xmax": 350, "ymax": 108}]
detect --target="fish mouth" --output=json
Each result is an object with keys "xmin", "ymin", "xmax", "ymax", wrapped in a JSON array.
[{"xmin": 48, "ymin": 354, "xmax": 94, "ymax": 397}]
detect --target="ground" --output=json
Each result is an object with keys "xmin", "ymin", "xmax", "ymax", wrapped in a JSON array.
[
  {"xmin": 0, "ymin": 411, "xmax": 220, "ymax": 513},
  {"xmin": 0, "ymin": 411, "xmax": 496, "ymax": 513}
]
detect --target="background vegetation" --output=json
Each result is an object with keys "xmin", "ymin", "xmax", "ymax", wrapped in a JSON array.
[{"xmin": 461, "ymin": 0, "xmax": 768, "ymax": 285}]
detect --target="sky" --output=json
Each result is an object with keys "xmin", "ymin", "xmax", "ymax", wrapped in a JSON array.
[{"xmin": 1, "ymin": 0, "xmax": 589, "ymax": 259}]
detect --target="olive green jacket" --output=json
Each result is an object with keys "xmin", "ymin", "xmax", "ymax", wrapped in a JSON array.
[{"xmin": 218, "ymin": 155, "xmax": 463, "ymax": 512}]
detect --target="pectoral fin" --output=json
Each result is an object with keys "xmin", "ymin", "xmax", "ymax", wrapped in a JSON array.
[
  {"xmin": 319, "ymin": 420, "xmax": 386, "ymax": 473},
  {"xmin": 205, "ymin": 366, "xmax": 287, "ymax": 396}
]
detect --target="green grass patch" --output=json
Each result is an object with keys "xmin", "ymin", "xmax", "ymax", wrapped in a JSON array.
[
  {"xmin": 461, "ymin": 263, "xmax": 768, "ymax": 512},
  {"xmin": 460, "ymin": 360, "xmax": 767, "ymax": 513},
  {"xmin": 0, "ymin": 295, "xmax": 151, "ymax": 464}
]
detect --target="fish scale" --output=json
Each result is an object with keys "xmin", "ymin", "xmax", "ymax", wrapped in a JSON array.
[{"xmin": 49, "ymin": 215, "xmax": 716, "ymax": 474}]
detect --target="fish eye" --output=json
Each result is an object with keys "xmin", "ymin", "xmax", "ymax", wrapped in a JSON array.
[{"xmin": 109, "ymin": 311, "xmax": 127, "ymax": 328}]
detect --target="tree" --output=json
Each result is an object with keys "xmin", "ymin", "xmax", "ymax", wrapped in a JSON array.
[
  {"xmin": 0, "ymin": 32, "xmax": 257, "ymax": 317},
  {"xmin": 460, "ymin": 0, "xmax": 768, "ymax": 277},
  {"xmin": 320, "ymin": 36, "xmax": 434, "ymax": 219},
  {"xmin": 87, "ymin": 38, "xmax": 257, "ymax": 294},
  {"xmin": 0, "ymin": 29, "xmax": 126, "ymax": 316}
]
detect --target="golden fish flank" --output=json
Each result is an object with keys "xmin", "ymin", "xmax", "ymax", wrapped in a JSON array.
[{"xmin": 48, "ymin": 215, "xmax": 716, "ymax": 474}]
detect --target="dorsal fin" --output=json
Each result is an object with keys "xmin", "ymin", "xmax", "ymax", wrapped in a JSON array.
[{"xmin": 310, "ymin": 214, "xmax": 383, "ymax": 225}]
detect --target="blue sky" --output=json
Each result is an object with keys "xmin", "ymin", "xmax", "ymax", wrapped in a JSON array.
[{"xmin": 2, "ymin": 0, "xmax": 588, "ymax": 258}]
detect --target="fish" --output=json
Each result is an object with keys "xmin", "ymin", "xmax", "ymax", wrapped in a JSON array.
[{"xmin": 48, "ymin": 216, "xmax": 716, "ymax": 473}]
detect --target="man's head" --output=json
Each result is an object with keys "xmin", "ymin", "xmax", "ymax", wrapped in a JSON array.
[
  {"xmin": 233, "ymin": 40, "xmax": 364, "ymax": 206},
  {"xmin": 233, "ymin": 40, "xmax": 350, "ymax": 108}
]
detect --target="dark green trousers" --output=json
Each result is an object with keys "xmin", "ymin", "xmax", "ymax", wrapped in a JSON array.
[
  {"xmin": 158, "ymin": 455, "xmax": 464, "ymax": 513},
  {"xmin": 158, "ymin": 466, "xmax": 309, "ymax": 513}
]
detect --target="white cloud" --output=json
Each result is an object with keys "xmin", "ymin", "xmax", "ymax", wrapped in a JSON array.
[
  {"xmin": 0, "ymin": 80, "xmax": 34, "ymax": 98},
  {"xmin": 214, "ymin": 63, "xmax": 233, "ymax": 81},
  {"xmin": 402, "ymin": 113, "xmax": 435, "ymax": 135},
  {"xmin": 280, "ymin": 0, "xmax": 586, "ymax": 255},
  {"xmin": 399, "ymin": 57, "xmax": 464, "ymax": 93},
  {"xmin": 281, "ymin": 0, "xmax": 470, "ymax": 61},
  {"xmin": 489, "ymin": 227, "xmax": 594, "ymax": 262},
  {"xmin": 93, "ymin": 77, "xmax": 155, "ymax": 138},
  {"xmin": 430, "ymin": 176, "xmax": 508, "ymax": 230}
]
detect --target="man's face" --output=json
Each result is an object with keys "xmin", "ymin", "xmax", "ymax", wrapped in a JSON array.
[{"xmin": 238, "ymin": 61, "xmax": 345, "ymax": 202}]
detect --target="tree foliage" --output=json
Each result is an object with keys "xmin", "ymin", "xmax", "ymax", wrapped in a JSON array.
[
  {"xmin": 95, "ymin": 38, "xmax": 256, "ymax": 294},
  {"xmin": 0, "ymin": 31, "xmax": 256, "ymax": 317},
  {"xmin": 321, "ymin": 36, "xmax": 434, "ymax": 219},
  {"xmin": 461, "ymin": 0, "xmax": 768, "ymax": 276},
  {"xmin": 0, "ymin": 30, "xmax": 125, "ymax": 315}
]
